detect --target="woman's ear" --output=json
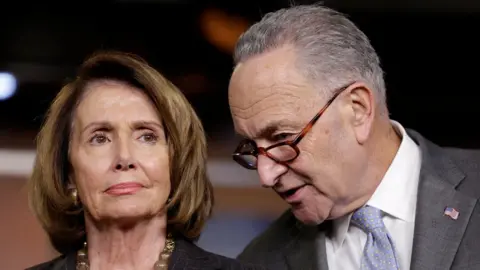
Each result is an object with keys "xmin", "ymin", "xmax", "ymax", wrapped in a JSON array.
[{"xmin": 67, "ymin": 176, "xmax": 76, "ymax": 189}]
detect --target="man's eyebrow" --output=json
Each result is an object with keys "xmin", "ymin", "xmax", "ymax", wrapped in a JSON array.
[
  {"xmin": 256, "ymin": 123, "xmax": 278, "ymax": 139},
  {"xmin": 255, "ymin": 120, "xmax": 299, "ymax": 139}
]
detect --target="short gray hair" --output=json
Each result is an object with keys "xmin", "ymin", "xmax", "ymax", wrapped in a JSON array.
[{"xmin": 234, "ymin": 4, "xmax": 387, "ymax": 112}]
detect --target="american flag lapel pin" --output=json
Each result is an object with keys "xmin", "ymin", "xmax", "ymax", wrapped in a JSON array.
[{"xmin": 444, "ymin": 207, "xmax": 459, "ymax": 220}]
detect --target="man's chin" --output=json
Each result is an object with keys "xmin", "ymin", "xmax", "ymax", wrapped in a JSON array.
[{"xmin": 291, "ymin": 206, "xmax": 326, "ymax": 226}]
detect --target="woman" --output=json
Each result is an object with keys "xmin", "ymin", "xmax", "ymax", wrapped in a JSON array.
[{"xmin": 26, "ymin": 51, "xmax": 265, "ymax": 270}]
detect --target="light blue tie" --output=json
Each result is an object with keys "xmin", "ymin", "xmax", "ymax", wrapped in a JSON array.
[{"xmin": 351, "ymin": 206, "xmax": 400, "ymax": 270}]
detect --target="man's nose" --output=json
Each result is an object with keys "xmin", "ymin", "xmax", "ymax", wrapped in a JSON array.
[{"xmin": 256, "ymin": 154, "xmax": 288, "ymax": 188}]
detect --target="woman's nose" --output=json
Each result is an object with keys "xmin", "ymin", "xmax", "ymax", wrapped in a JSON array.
[
  {"xmin": 114, "ymin": 161, "xmax": 136, "ymax": 171},
  {"xmin": 113, "ymin": 139, "xmax": 137, "ymax": 171}
]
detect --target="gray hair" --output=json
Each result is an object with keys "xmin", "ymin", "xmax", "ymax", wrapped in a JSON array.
[{"xmin": 234, "ymin": 4, "xmax": 387, "ymax": 113}]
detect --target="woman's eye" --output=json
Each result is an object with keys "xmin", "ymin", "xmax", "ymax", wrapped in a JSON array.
[
  {"xmin": 90, "ymin": 134, "xmax": 109, "ymax": 145},
  {"xmin": 140, "ymin": 133, "xmax": 158, "ymax": 143}
]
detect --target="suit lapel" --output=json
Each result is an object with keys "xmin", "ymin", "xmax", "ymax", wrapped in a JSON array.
[
  {"xmin": 408, "ymin": 130, "xmax": 477, "ymax": 270},
  {"xmin": 283, "ymin": 221, "xmax": 330, "ymax": 270}
]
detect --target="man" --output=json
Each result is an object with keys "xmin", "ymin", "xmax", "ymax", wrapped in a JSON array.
[{"xmin": 228, "ymin": 4, "xmax": 480, "ymax": 270}]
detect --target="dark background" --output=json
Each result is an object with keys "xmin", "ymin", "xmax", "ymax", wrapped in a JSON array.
[{"xmin": 1, "ymin": 0, "xmax": 480, "ymax": 149}]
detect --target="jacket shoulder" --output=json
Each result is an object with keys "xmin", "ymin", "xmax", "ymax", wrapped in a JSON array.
[
  {"xmin": 215, "ymin": 254, "xmax": 267, "ymax": 270},
  {"xmin": 237, "ymin": 210, "xmax": 297, "ymax": 264},
  {"xmin": 25, "ymin": 254, "xmax": 69, "ymax": 270},
  {"xmin": 408, "ymin": 129, "xmax": 480, "ymax": 198},
  {"xmin": 172, "ymin": 237, "xmax": 266, "ymax": 270},
  {"xmin": 443, "ymin": 147, "xmax": 480, "ymax": 197},
  {"xmin": 197, "ymin": 246, "xmax": 267, "ymax": 270},
  {"xmin": 444, "ymin": 146, "xmax": 480, "ymax": 170}
]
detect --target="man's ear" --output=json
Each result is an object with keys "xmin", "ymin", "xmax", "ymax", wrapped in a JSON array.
[{"xmin": 345, "ymin": 82, "xmax": 375, "ymax": 144}]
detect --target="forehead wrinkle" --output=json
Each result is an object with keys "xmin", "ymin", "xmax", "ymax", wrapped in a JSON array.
[
  {"xmin": 231, "ymin": 90, "xmax": 303, "ymax": 121},
  {"xmin": 230, "ymin": 80, "xmax": 305, "ymax": 111},
  {"xmin": 229, "ymin": 59, "xmax": 309, "ymax": 104},
  {"xmin": 230, "ymin": 85, "xmax": 272, "ymax": 112},
  {"xmin": 234, "ymin": 99, "xmax": 306, "ymax": 141}
]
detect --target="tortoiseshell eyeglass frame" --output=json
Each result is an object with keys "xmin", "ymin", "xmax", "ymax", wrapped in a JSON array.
[{"xmin": 232, "ymin": 82, "xmax": 354, "ymax": 170}]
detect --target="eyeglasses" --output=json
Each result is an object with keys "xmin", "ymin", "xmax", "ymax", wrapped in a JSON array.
[{"xmin": 232, "ymin": 83, "xmax": 353, "ymax": 170}]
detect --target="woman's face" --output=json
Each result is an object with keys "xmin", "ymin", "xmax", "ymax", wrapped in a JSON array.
[{"xmin": 69, "ymin": 80, "xmax": 170, "ymax": 223}]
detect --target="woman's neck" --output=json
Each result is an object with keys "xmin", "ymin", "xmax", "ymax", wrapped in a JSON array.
[{"xmin": 84, "ymin": 214, "xmax": 168, "ymax": 270}]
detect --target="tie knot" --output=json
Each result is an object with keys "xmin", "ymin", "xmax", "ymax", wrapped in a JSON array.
[{"xmin": 351, "ymin": 205, "xmax": 385, "ymax": 233}]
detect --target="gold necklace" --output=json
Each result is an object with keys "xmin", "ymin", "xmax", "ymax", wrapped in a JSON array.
[{"xmin": 76, "ymin": 233, "xmax": 175, "ymax": 270}]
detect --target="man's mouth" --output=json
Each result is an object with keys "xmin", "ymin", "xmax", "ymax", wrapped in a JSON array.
[
  {"xmin": 284, "ymin": 188, "xmax": 299, "ymax": 196},
  {"xmin": 280, "ymin": 185, "xmax": 307, "ymax": 202}
]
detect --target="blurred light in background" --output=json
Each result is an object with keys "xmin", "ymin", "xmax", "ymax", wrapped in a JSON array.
[
  {"xmin": 0, "ymin": 72, "xmax": 17, "ymax": 101},
  {"xmin": 200, "ymin": 8, "xmax": 250, "ymax": 54}
]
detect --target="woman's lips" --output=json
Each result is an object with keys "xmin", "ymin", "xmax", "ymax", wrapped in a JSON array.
[{"xmin": 105, "ymin": 182, "xmax": 144, "ymax": 195}]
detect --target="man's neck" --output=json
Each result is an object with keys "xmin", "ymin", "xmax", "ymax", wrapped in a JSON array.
[
  {"xmin": 361, "ymin": 120, "xmax": 402, "ymax": 206},
  {"xmin": 332, "ymin": 120, "xmax": 402, "ymax": 219},
  {"xmin": 85, "ymin": 213, "xmax": 168, "ymax": 270}
]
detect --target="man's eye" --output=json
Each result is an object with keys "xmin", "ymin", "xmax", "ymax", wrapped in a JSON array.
[{"xmin": 273, "ymin": 133, "xmax": 294, "ymax": 141}]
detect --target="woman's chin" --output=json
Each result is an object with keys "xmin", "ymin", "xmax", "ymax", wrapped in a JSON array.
[{"xmin": 87, "ymin": 203, "xmax": 165, "ymax": 226}]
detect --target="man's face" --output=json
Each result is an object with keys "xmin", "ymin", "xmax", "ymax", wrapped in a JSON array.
[{"xmin": 229, "ymin": 46, "xmax": 367, "ymax": 224}]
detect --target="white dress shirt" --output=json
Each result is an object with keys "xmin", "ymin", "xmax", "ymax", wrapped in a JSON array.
[{"xmin": 325, "ymin": 121, "xmax": 422, "ymax": 270}]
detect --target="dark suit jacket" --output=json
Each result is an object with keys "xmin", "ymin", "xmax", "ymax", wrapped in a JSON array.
[
  {"xmin": 237, "ymin": 130, "xmax": 480, "ymax": 270},
  {"xmin": 26, "ymin": 237, "xmax": 266, "ymax": 270}
]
